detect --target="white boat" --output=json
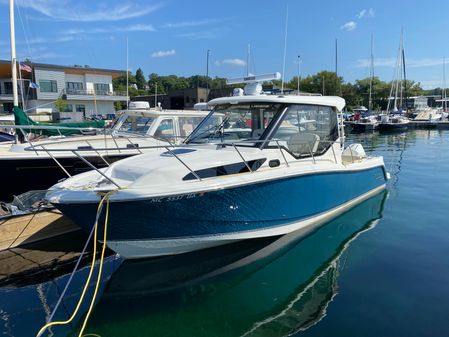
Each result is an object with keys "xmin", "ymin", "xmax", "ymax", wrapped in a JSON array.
[
  {"xmin": 413, "ymin": 107, "xmax": 442, "ymax": 121},
  {"xmin": 46, "ymin": 73, "xmax": 389, "ymax": 259},
  {"xmin": 0, "ymin": 104, "xmax": 209, "ymax": 201}
]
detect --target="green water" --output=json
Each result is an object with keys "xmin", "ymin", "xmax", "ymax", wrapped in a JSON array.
[{"xmin": 2, "ymin": 129, "xmax": 449, "ymax": 337}]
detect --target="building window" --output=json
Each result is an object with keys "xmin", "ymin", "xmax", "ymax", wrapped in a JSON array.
[
  {"xmin": 63, "ymin": 104, "xmax": 73, "ymax": 112},
  {"xmin": 66, "ymin": 82, "xmax": 84, "ymax": 93},
  {"xmin": 76, "ymin": 104, "xmax": 85, "ymax": 113},
  {"xmin": 94, "ymin": 83, "xmax": 109, "ymax": 94},
  {"xmin": 4, "ymin": 82, "xmax": 13, "ymax": 95},
  {"xmin": 185, "ymin": 96, "xmax": 190, "ymax": 103},
  {"xmin": 39, "ymin": 80, "xmax": 58, "ymax": 93}
]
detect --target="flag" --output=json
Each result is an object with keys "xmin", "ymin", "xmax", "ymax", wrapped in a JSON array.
[
  {"xmin": 19, "ymin": 63, "xmax": 32, "ymax": 73},
  {"xmin": 29, "ymin": 81, "xmax": 39, "ymax": 89}
]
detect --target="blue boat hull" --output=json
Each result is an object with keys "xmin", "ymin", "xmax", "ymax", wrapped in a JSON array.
[{"xmin": 53, "ymin": 166, "xmax": 387, "ymax": 247}]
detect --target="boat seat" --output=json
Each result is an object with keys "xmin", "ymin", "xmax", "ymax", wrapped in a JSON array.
[
  {"xmin": 252, "ymin": 129, "xmax": 264, "ymax": 138},
  {"xmin": 287, "ymin": 133, "xmax": 320, "ymax": 156}
]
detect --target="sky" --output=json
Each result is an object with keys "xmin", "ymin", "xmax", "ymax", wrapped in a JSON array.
[{"xmin": 1, "ymin": 0, "xmax": 449, "ymax": 89}]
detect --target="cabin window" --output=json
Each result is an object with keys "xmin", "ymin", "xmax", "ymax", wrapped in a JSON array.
[
  {"xmin": 154, "ymin": 119, "xmax": 175, "ymax": 142},
  {"xmin": 187, "ymin": 103, "xmax": 283, "ymax": 144},
  {"xmin": 39, "ymin": 80, "xmax": 57, "ymax": 93},
  {"xmin": 118, "ymin": 115, "xmax": 156, "ymax": 135},
  {"xmin": 178, "ymin": 116, "xmax": 204, "ymax": 138},
  {"xmin": 270, "ymin": 104, "xmax": 338, "ymax": 157}
]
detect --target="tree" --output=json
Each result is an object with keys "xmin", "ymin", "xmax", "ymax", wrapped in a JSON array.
[
  {"xmin": 135, "ymin": 68, "xmax": 146, "ymax": 90},
  {"xmin": 54, "ymin": 97, "xmax": 67, "ymax": 112}
]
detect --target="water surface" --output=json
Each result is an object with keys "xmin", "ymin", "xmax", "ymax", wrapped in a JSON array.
[{"xmin": 1, "ymin": 129, "xmax": 448, "ymax": 337}]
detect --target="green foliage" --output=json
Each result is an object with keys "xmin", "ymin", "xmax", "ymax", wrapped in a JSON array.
[
  {"xmin": 110, "ymin": 69, "xmax": 441, "ymax": 111},
  {"xmin": 135, "ymin": 68, "xmax": 147, "ymax": 90},
  {"xmin": 54, "ymin": 97, "xmax": 67, "ymax": 112}
]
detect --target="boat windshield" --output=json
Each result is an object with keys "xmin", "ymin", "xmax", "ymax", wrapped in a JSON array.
[
  {"xmin": 115, "ymin": 114, "xmax": 156, "ymax": 135},
  {"xmin": 186, "ymin": 103, "xmax": 284, "ymax": 144}
]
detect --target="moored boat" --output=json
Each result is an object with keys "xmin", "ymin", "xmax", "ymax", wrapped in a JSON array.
[
  {"xmin": 46, "ymin": 73, "xmax": 389, "ymax": 258},
  {"xmin": 0, "ymin": 105, "xmax": 208, "ymax": 202},
  {"xmin": 377, "ymin": 114, "xmax": 409, "ymax": 132}
]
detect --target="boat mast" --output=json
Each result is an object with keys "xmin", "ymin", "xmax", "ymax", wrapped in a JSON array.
[
  {"xmin": 402, "ymin": 35, "xmax": 408, "ymax": 112},
  {"xmin": 368, "ymin": 34, "xmax": 374, "ymax": 111},
  {"xmin": 443, "ymin": 57, "xmax": 447, "ymax": 112},
  {"xmin": 9, "ymin": 0, "xmax": 19, "ymax": 107},
  {"xmin": 126, "ymin": 37, "xmax": 129, "ymax": 110},
  {"xmin": 246, "ymin": 44, "xmax": 250, "ymax": 76}
]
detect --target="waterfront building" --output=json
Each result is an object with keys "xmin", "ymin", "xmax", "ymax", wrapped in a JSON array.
[{"xmin": 0, "ymin": 60, "xmax": 128, "ymax": 121}]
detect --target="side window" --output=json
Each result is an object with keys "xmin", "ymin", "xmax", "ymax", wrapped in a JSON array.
[
  {"xmin": 155, "ymin": 119, "xmax": 175, "ymax": 142},
  {"xmin": 272, "ymin": 105, "xmax": 337, "ymax": 157},
  {"xmin": 178, "ymin": 117, "xmax": 204, "ymax": 138}
]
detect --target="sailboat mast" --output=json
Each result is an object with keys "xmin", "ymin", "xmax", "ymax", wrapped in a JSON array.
[
  {"xmin": 368, "ymin": 34, "xmax": 374, "ymax": 111},
  {"xmin": 443, "ymin": 57, "xmax": 447, "ymax": 112},
  {"xmin": 9, "ymin": 0, "xmax": 18, "ymax": 107},
  {"xmin": 402, "ymin": 42, "xmax": 407, "ymax": 111}
]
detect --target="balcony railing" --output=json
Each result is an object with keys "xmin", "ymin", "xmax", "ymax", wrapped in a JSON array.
[{"xmin": 63, "ymin": 89, "xmax": 127, "ymax": 96}]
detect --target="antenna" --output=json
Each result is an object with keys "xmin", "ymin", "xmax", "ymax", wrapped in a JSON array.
[
  {"xmin": 227, "ymin": 72, "xmax": 281, "ymax": 96},
  {"xmin": 206, "ymin": 49, "xmax": 210, "ymax": 93},
  {"xmin": 368, "ymin": 34, "xmax": 374, "ymax": 111},
  {"xmin": 297, "ymin": 55, "xmax": 301, "ymax": 94},
  {"xmin": 126, "ymin": 36, "xmax": 129, "ymax": 110},
  {"xmin": 281, "ymin": 5, "xmax": 288, "ymax": 93},
  {"xmin": 246, "ymin": 44, "xmax": 250, "ymax": 76}
]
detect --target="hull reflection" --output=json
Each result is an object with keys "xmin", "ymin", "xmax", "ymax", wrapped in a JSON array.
[
  {"xmin": 0, "ymin": 232, "xmax": 120, "ymax": 337},
  {"xmin": 87, "ymin": 190, "xmax": 388, "ymax": 337}
]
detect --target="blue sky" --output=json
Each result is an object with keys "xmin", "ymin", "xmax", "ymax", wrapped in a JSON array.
[{"xmin": 1, "ymin": 0, "xmax": 449, "ymax": 89}]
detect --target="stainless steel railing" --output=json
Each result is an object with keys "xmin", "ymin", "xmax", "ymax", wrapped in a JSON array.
[{"xmin": 23, "ymin": 136, "xmax": 346, "ymax": 189}]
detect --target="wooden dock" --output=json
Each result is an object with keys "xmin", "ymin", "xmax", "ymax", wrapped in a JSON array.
[
  {"xmin": 408, "ymin": 121, "xmax": 449, "ymax": 129},
  {"xmin": 0, "ymin": 209, "xmax": 80, "ymax": 251}
]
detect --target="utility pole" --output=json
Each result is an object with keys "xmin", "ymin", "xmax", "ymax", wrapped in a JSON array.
[
  {"xmin": 154, "ymin": 82, "xmax": 157, "ymax": 108},
  {"xmin": 297, "ymin": 55, "xmax": 301, "ymax": 94}
]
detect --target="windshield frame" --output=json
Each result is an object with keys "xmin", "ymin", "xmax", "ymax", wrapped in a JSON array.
[{"xmin": 184, "ymin": 102, "xmax": 287, "ymax": 147}]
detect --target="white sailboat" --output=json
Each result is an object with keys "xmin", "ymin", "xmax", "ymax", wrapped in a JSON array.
[{"xmin": 380, "ymin": 31, "xmax": 410, "ymax": 131}]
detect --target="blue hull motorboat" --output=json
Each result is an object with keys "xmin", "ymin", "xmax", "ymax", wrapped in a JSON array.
[{"xmin": 46, "ymin": 73, "xmax": 389, "ymax": 258}]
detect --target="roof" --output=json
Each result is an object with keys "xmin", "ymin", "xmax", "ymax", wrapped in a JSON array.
[
  {"xmin": 208, "ymin": 94, "xmax": 346, "ymax": 111},
  {"xmin": 0, "ymin": 59, "xmax": 126, "ymax": 77}
]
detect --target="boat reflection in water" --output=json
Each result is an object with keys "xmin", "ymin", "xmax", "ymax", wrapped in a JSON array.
[
  {"xmin": 0, "ymin": 231, "xmax": 121, "ymax": 337},
  {"xmin": 85, "ymin": 190, "xmax": 387, "ymax": 337}
]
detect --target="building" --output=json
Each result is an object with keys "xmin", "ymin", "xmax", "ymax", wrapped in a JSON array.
[
  {"xmin": 132, "ymin": 87, "xmax": 210, "ymax": 110},
  {"xmin": 0, "ymin": 60, "xmax": 128, "ymax": 121}
]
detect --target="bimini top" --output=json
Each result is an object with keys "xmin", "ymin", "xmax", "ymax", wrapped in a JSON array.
[{"xmin": 208, "ymin": 95, "xmax": 346, "ymax": 112}]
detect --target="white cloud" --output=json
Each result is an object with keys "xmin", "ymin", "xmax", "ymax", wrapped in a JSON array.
[
  {"xmin": 8, "ymin": 0, "xmax": 162, "ymax": 22},
  {"xmin": 340, "ymin": 21, "xmax": 357, "ymax": 31},
  {"xmin": 120, "ymin": 24, "xmax": 155, "ymax": 32},
  {"xmin": 163, "ymin": 18, "xmax": 220, "ymax": 28},
  {"xmin": 151, "ymin": 49, "xmax": 176, "ymax": 58},
  {"xmin": 222, "ymin": 59, "xmax": 246, "ymax": 67},
  {"xmin": 214, "ymin": 60, "xmax": 221, "ymax": 66},
  {"xmin": 356, "ymin": 8, "xmax": 375, "ymax": 19},
  {"xmin": 176, "ymin": 31, "xmax": 219, "ymax": 40},
  {"xmin": 62, "ymin": 24, "xmax": 155, "ymax": 36}
]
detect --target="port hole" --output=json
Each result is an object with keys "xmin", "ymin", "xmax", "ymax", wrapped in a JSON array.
[{"xmin": 269, "ymin": 159, "xmax": 280, "ymax": 167}]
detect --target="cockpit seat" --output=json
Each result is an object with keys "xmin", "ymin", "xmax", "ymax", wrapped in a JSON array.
[{"xmin": 287, "ymin": 133, "xmax": 320, "ymax": 156}]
